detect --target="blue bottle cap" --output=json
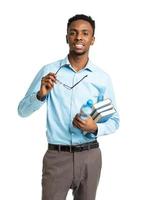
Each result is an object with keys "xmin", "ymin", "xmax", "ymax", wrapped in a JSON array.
[{"xmin": 86, "ymin": 99, "xmax": 93, "ymax": 108}]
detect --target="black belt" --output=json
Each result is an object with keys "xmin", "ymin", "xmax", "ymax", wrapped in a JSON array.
[{"xmin": 48, "ymin": 140, "xmax": 99, "ymax": 153}]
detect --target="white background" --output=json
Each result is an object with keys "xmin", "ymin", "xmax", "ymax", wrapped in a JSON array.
[{"xmin": 0, "ymin": 0, "xmax": 143, "ymax": 199}]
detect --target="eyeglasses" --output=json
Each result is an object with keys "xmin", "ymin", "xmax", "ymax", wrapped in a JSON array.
[{"xmin": 55, "ymin": 66, "xmax": 88, "ymax": 90}]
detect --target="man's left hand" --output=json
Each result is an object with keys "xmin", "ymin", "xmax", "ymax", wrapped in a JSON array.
[{"xmin": 73, "ymin": 114, "xmax": 98, "ymax": 132}]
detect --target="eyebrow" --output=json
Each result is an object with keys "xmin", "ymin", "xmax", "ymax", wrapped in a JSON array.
[{"xmin": 69, "ymin": 28, "xmax": 89, "ymax": 32}]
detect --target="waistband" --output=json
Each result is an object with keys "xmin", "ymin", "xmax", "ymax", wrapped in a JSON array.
[{"xmin": 48, "ymin": 140, "xmax": 99, "ymax": 153}]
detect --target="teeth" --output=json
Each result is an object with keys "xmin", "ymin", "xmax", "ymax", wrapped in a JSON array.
[{"xmin": 75, "ymin": 44, "xmax": 83, "ymax": 48}]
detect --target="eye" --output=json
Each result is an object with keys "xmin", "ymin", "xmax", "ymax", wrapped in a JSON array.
[
  {"xmin": 69, "ymin": 31, "xmax": 76, "ymax": 36},
  {"xmin": 83, "ymin": 31, "xmax": 88, "ymax": 36}
]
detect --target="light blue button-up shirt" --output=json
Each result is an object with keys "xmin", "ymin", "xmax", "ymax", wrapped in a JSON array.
[{"xmin": 18, "ymin": 56, "xmax": 119, "ymax": 145}]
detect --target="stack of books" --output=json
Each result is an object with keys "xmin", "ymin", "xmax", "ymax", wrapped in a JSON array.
[
  {"xmin": 82, "ymin": 98, "xmax": 116, "ymax": 135},
  {"xmin": 90, "ymin": 98, "xmax": 116, "ymax": 123}
]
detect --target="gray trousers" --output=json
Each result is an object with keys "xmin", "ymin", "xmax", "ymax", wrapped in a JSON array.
[{"xmin": 42, "ymin": 147, "xmax": 102, "ymax": 200}]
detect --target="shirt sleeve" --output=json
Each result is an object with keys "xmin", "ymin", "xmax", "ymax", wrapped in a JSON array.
[
  {"xmin": 96, "ymin": 76, "xmax": 120, "ymax": 137},
  {"xmin": 18, "ymin": 66, "xmax": 46, "ymax": 117}
]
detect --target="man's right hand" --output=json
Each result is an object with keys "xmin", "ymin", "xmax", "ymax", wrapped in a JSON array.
[{"xmin": 37, "ymin": 73, "xmax": 56, "ymax": 100}]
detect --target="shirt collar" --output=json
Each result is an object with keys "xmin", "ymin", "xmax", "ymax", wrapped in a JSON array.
[{"xmin": 60, "ymin": 56, "xmax": 96, "ymax": 72}]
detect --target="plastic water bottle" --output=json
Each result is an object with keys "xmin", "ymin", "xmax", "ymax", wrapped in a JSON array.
[{"xmin": 79, "ymin": 99, "xmax": 94, "ymax": 120}]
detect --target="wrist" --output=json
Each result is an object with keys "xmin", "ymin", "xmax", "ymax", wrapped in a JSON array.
[
  {"xmin": 36, "ymin": 91, "xmax": 46, "ymax": 101},
  {"xmin": 91, "ymin": 124, "xmax": 98, "ymax": 136},
  {"xmin": 92, "ymin": 127, "xmax": 98, "ymax": 136}
]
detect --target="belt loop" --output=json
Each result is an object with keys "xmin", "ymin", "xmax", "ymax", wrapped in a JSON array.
[
  {"xmin": 88, "ymin": 144, "xmax": 90, "ymax": 150},
  {"xmin": 58, "ymin": 145, "xmax": 61, "ymax": 152}
]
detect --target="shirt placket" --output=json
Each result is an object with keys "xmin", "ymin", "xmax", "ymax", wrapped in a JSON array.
[{"xmin": 69, "ymin": 72, "xmax": 83, "ymax": 145}]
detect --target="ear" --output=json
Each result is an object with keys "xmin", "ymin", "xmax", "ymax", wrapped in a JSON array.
[
  {"xmin": 91, "ymin": 36, "xmax": 95, "ymax": 45},
  {"xmin": 66, "ymin": 35, "xmax": 68, "ymax": 43}
]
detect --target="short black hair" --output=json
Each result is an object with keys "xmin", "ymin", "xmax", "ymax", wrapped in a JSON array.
[{"xmin": 67, "ymin": 14, "xmax": 95, "ymax": 36}]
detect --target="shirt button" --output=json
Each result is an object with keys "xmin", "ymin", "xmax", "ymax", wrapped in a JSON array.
[{"xmin": 71, "ymin": 133, "xmax": 74, "ymax": 136}]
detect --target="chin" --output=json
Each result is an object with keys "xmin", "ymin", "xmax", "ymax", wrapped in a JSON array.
[{"xmin": 71, "ymin": 50, "xmax": 87, "ymax": 56}]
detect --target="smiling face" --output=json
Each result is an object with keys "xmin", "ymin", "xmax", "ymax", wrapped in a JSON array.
[{"xmin": 66, "ymin": 19, "xmax": 95, "ymax": 56}]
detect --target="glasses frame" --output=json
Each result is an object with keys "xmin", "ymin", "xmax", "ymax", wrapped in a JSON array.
[{"xmin": 55, "ymin": 66, "xmax": 88, "ymax": 90}]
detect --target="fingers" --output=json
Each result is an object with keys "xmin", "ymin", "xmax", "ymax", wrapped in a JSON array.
[
  {"xmin": 41, "ymin": 73, "xmax": 57, "ymax": 89},
  {"xmin": 75, "ymin": 114, "xmax": 85, "ymax": 123},
  {"xmin": 73, "ymin": 114, "xmax": 86, "ymax": 129},
  {"xmin": 43, "ymin": 73, "xmax": 56, "ymax": 82},
  {"xmin": 72, "ymin": 115, "xmax": 96, "ymax": 132}
]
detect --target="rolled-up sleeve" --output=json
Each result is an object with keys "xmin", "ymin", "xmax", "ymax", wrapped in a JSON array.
[
  {"xmin": 96, "ymin": 76, "xmax": 120, "ymax": 137},
  {"xmin": 18, "ymin": 66, "xmax": 46, "ymax": 117}
]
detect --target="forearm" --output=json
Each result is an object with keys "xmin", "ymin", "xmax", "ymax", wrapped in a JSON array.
[
  {"xmin": 18, "ymin": 92, "xmax": 45, "ymax": 117},
  {"xmin": 96, "ymin": 113, "xmax": 120, "ymax": 137}
]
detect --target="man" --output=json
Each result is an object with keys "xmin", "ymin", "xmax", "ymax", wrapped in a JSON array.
[{"xmin": 18, "ymin": 14, "xmax": 119, "ymax": 200}]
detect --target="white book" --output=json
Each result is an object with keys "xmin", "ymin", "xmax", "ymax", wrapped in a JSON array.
[
  {"xmin": 92, "ymin": 104, "xmax": 114, "ymax": 120},
  {"xmin": 91, "ymin": 98, "xmax": 112, "ymax": 116},
  {"xmin": 94, "ymin": 108, "xmax": 116, "ymax": 123},
  {"xmin": 82, "ymin": 98, "xmax": 115, "ymax": 135}
]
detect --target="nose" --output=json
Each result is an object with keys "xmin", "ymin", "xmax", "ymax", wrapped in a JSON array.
[{"xmin": 75, "ymin": 32, "xmax": 82, "ymax": 40}]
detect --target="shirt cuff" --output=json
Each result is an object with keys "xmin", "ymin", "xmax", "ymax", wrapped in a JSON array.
[
  {"xmin": 30, "ymin": 92, "xmax": 46, "ymax": 105},
  {"xmin": 36, "ymin": 91, "xmax": 47, "ymax": 101}
]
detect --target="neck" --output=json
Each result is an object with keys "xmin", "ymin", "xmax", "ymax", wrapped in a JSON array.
[{"xmin": 68, "ymin": 52, "xmax": 89, "ymax": 71}]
